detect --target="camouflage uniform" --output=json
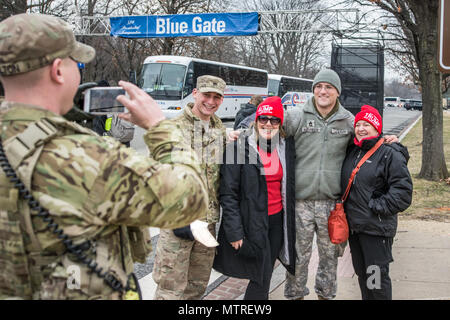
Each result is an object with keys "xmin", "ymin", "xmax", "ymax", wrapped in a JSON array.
[
  {"xmin": 153, "ymin": 77, "xmax": 227, "ymax": 300},
  {"xmin": 153, "ymin": 224, "xmax": 216, "ymax": 300},
  {"xmin": 0, "ymin": 14, "xmax": 208, "ymax": 300},
  {"xmin": 284, "ymin": 200, "xmax": 340, "ymax": 299},
  {"xmin": 0, "ymin": 103, "xmax": 208, "ymax": 299}
]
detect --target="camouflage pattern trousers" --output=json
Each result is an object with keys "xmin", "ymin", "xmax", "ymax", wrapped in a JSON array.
[
  {"xmin": 284, "ymin": 200, "xmax": 341, "ymax": 300},
  {"xmin": 152, "ymin": 223, "xmax": 216, "ymax": 300}
]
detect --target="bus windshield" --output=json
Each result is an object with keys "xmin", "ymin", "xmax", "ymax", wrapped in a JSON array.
[
  {"xmin": 268, "ymin": 79, "xmax": 280, "ymax": 96},
  {"xmin": 138, "ymin": 63, "xmax": 186, "ymax": 100}
]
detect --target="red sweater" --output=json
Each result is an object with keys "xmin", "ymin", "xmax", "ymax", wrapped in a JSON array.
[{"xmin": 257, "ymin": 146, "xmax": 283, "ymax": 215}]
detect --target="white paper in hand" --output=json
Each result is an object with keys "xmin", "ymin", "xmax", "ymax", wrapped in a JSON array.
[{"xmin": 190, "ymin": 220, "xmax": 219, "ymax": 247}]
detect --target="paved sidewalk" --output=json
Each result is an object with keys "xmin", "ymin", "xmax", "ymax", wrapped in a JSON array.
[{"xmin": 203, "ymin": 219, "xmax": 450, "ymax": 300}]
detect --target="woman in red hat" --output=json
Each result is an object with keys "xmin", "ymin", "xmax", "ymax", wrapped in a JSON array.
[
  {"xmin": 341, "ymin": 105, "xmax": 413, "ymax": 300},
  {"xmin": 213, "ymin": 96, "xmax": 296, "ymax": 300}
]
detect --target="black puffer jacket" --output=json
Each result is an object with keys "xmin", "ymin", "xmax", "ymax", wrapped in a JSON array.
[
  {"xmin": 341, "ymin": 136, "xmax": 413, "ymax": 237},
  {"xmin": 233, "ymin": 103, "xmax": 257, "ymax": 130},
  {"xmin": 213, "ymin": 132, "xmax": 296, "ymax": 285}
]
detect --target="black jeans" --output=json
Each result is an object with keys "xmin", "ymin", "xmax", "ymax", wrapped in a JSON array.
[
  {"xmin": 244, "ymin": 211, "xmax": 284, "ymax": 300},
  {"xmin": 349, "ymin": 232, "xmax": 394, "ymax": 300}
]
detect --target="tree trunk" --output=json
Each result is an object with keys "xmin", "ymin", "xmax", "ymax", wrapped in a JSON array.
[
  {"xmin": 162, "ymin": 38, "xmax": 174, "ymax": 55},
  {"xmin": 417, "ymin": 6, "xmax": 449, "ymax": 180}
]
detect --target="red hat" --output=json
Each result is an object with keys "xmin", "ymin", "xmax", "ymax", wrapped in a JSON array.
[
  {"xmin": 354, "ymin": 105, "xmax": 382, "ymax": 135},
  {"xmin": 255, "ymin": 96, "xmax": 284, "ymax": 125}
]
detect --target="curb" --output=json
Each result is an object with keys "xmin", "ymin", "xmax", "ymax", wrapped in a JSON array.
[{"xmin": 399, "ymin": 114, "xmax": 422, "ymax": 142}]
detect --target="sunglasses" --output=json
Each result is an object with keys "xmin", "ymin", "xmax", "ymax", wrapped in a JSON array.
[{"xmin": 258, "ymin": 115, "xmax": 281, "ymax": 125}]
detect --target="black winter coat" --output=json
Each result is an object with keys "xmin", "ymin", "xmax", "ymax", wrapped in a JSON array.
[
  {"xmin": 341, "ymin": 136, "xmax": 413, "ymax": 237},
  {"xmin": 213, "ymin": 133, "xmax": 296, "ymax": 285},
  {"xmin": 233, "ymin": 103, "xmax": 257, "ymax": 130}
]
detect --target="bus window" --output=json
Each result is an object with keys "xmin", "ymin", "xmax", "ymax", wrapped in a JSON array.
[
  {"xmin": 160, "ymin": 64, "xmax": 185, "ymax": 89},
  {"xmin": 183, "ymin": 62, "xmax": 194, "ymax": 99},
  {"xmin": 248, "ymin": 70, "xmax": 268, "ymax": 87},
  {"xmin": 279, "ymin": 78, "xmax": 313, "ymax": 97},
  {"xmin": 268, "ymin": 79, "xmax": 280, "ymax": 96},
  {"xmin": 193, "ymin": 62, "xmax": 221, "ymax": 83},
  {"xmin": 139, "ymin": 63, "xmax": 186, "ymax": 100},
  {"xmin": 139, "ymin": 63, "xmax": 161, "ymax": 91},
  {"xmin": 234, "ymin": 68, "xmax": 247, "ymax": 86},
  {"xmin": 219, "ymin": 66, "xmax": 231, "ymax": 84}
]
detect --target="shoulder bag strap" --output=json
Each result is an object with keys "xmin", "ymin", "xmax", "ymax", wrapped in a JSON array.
[{"xmin": 341, "ymin": 138, "xmax": 384, "ymax": 202}]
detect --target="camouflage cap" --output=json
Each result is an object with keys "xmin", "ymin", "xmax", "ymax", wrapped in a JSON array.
[
  {"xmin": 196, "ymin": 75, "xmax": 226, "ymax": 96},
  {"xmin": 0, "ymin": 13, "xmax": 95, "ymax": 76}
]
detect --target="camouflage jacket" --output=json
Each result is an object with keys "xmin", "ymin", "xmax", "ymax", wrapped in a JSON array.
[
  {"xmin": 0, "ymin": 102, "xmax": 208, "ymax": 300},
  {"xmin": 171, "ymin": 103, "xmax": 227, "ymax": 223}
]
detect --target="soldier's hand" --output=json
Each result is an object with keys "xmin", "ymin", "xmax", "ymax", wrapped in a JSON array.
[{"xmin": 116, "ymin": 80, "xmax": 165, "ymax": 130}]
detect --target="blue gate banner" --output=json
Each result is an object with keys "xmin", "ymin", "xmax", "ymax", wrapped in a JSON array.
[{"xmin": 110, "ymin": 12, "xmax": 259, "ymax": 38}]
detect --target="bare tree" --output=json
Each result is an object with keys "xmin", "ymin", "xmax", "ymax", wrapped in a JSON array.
[
  {"xmin": 72, "ymin": 0, "xmax": 160, "ymax": 83},
  {"xmin": 0, "ymin": 0, "xmax": 71, "ymax": 19},
  {"xmin": 346, "ymin": 0, "xmax": 448, "ymax": 181},
  {"xmin": 237, "ymin": 0, "xmax": 328, "ymax": 77},
  {"xmin": 384, "ymin": 78, "xmax": 420, "ymax": 98},
  {"xmin": 180, "ymin": 0, "xmax": 241, "ymax": 63},
  {"xmin": 153, "ymin": 0, "xmax": 218, "ymax": 55},
  {"xmin": 0, "ymin": 0, "xmax": 27, "ymax": 18}
]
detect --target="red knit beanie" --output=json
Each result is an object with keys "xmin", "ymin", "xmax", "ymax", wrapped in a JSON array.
[
  {"xmin": 354, "ymin": 105, "xmax": 382, "ymax": 135},
  {"xmin": 255, "ymin": 96, "xmax": 284, "ymax": 125}
]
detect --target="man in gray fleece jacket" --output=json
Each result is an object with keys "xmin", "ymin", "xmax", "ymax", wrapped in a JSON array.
[{"xmin": 283, "ymin": 69, "xmax": 353, "ymax": 300}]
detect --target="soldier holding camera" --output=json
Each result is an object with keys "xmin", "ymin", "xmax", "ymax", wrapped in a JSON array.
[{"xmin": 0, "ymin": 13, "xmax": 208, "ymax": 300}]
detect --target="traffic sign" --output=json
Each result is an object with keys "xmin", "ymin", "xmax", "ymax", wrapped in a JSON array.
[{"xmin": 439, "ymin": 0, "xmax": 450, "ymax": 72}]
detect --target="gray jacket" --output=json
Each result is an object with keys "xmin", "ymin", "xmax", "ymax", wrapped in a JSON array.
[{"xmin": 283, "ymin": 97, "xmax": 354, "ymax": 200}]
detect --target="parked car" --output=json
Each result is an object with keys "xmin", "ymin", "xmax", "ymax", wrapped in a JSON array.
[{"xmin": 404, "ymin": 99, "xmax": 422, "ymax": 111}]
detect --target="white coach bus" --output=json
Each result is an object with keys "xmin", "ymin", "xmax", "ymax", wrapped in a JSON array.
[
  {"xmin": 384, "ymin": 96, "xmax": 402, "ymax": 108},
  {"xmin": 268, "ymin": 74, "xmax": 313, "ymax": 98},
  {"xmin": 137, "ymin": 55, "xmax": 268, "ymax": 119}
]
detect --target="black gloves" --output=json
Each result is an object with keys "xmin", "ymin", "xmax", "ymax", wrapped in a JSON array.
[
  {"xmin": 173, "ymin": 226, "xmax": 194, "ymax": 241},
  {"xmin": 173, "ymin": 221, "xmax": 219, "ymax": 247}
]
